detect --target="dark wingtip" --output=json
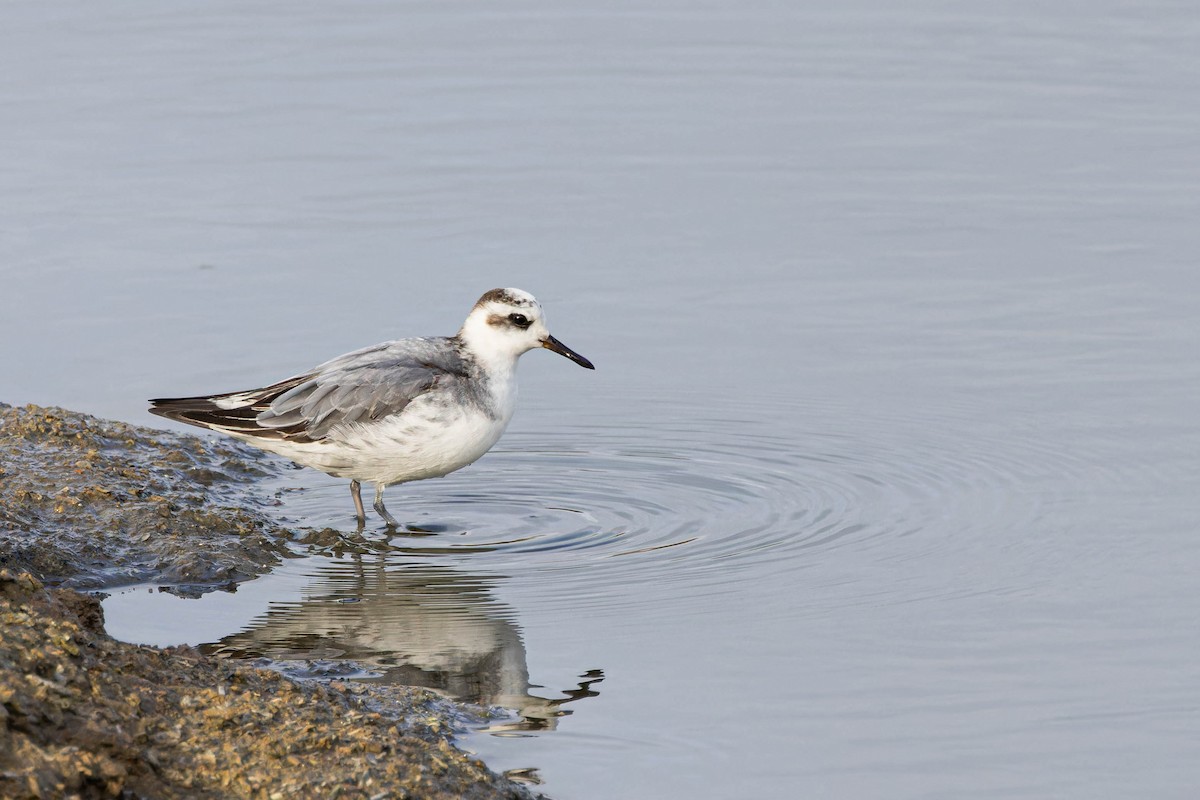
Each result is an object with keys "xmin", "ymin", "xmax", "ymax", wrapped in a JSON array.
[{"xmin": 147, "ymin": 395, "xmax": 228, "ymax": 428}]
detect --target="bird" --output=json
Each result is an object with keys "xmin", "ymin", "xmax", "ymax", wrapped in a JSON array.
[{"xmin": 149, "ymin": 288, "xmax": 594, "ymax": 528}]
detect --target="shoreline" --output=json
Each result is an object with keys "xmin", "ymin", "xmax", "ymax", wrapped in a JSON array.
[{"xmin": 0, "ymin": 402, "xmax": 542, "ymax": 799}]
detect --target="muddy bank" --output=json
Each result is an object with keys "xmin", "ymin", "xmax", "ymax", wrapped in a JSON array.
[
  {"xmin": 0, "ymin": 403, "xmax": 542, "ymax": 799},
  {"xmin": 0, "ymin": 403, "xmax": 297, "ymax": 596}
]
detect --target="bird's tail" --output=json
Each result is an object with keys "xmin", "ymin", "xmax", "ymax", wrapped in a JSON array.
[{"xmin": 148, "ymin": 374, "xmax": 309, "ymax": 437}]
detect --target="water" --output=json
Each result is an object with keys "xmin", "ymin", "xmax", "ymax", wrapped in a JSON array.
[{"xmin": 4, "ymin": 2, "xmax": 1200, "ymax": 797}]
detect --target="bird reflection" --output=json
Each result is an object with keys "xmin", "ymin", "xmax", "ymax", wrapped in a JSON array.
[{"xmin": 204, "ymin": 550, "xmax": 601, "ymax": 731}]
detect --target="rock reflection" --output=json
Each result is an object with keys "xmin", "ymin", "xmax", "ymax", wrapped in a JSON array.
[{"xmin": 204, "ymin": 553, "xmax": 601, "ymax": 731}]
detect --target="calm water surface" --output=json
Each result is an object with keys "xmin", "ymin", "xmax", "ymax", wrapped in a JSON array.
[{"xmin": 3, "ymin": 2, "xmax": 1199, "ymax": 798}]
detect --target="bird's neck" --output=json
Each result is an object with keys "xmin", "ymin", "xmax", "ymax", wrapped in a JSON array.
[
  {"xmin": 456, "ymin": 318, "xmax": 524, "ymax": 377},
  {"xmin": 452, "ymin": 332, "xmax": 521, "ymax": 416}
]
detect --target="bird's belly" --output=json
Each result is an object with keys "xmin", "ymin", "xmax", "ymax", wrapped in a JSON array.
[
  {"xmin": 396, "ymin": 409, "xmax": 505, "ymax": 481},
  {"xmin": 319, "ymin": 402, "xmax": 509, "ymax": 485}
]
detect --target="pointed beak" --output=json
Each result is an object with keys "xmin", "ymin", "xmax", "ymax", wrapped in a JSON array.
[{"xmin": 541, "ymin": 334, "xmax": 595, "ymax": 369}]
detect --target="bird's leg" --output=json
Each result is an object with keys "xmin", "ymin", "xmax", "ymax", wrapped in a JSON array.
[
  {"xmin": 373, "ymin": 483, "xmax": 400, "ymax": 528},
  {"xmin": 350, "ymin": 480, "xmax": 366, "ymax": 530}
]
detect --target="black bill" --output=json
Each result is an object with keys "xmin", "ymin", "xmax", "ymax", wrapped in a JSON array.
[{"xmin": 542, "ymin": 334, "xmax": 595, "ymax": 369}]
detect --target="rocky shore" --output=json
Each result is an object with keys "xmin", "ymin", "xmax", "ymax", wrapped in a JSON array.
[{"xmin": 0, "ymin": 403, "xmax": 541, "ymax": 799}]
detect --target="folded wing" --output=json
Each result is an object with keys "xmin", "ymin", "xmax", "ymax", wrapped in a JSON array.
[{"xmin": 149, "ymin": 338, "xmax": 469, "ymax": 443}]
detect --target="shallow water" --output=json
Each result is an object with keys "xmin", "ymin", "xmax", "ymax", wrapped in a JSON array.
[{"xmin": 4, "ymin": 2, "xmax": 1200, "ymax": 798}]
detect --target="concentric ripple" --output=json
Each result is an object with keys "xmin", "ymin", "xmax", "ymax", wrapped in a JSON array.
[{"xmin": 271, "ymin": 393, "xmax": 1105, "ymax": 608}]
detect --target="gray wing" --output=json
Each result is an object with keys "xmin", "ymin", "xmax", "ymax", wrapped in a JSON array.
[
  {"xmin": 149, "ymin": 337, "xmax": 470, "ymax": 442},
  {"xmin": 255, "ymin": 338, "xmax": 470, "ymax": 441}
]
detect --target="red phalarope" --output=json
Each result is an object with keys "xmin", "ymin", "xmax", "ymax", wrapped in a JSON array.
[{"xmin": 150, "ymin": 288, "xmax": 594, "ymax": 528}]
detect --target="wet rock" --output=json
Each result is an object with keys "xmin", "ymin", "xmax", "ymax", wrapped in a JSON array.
[{"xmin": 0, "ymin": 403, "xmax": 295, "ymax": 595}]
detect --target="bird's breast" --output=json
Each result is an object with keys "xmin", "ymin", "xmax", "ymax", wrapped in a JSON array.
[{"xmin": 352, "ymin": 389, "xmax": 512, "ymax": 485}]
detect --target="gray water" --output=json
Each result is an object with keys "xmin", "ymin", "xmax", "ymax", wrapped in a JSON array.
[{"xmin": 4, "ymin": 2, "xmax": 1199, "ymax": 797}]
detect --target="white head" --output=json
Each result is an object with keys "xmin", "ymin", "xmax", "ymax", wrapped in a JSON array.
[{"xmin": 458, "ymin": 288, "xmax": 595, "ymax": 370}]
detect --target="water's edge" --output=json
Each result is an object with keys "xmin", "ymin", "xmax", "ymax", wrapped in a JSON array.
[{"xmin": 0, "ymin": 402, "xmax": 543, "ymax": 799}]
